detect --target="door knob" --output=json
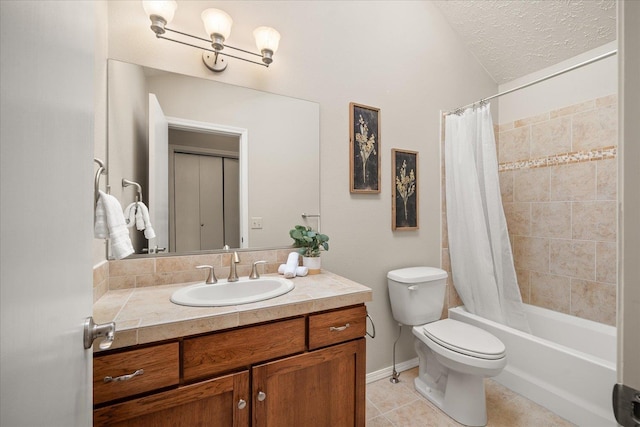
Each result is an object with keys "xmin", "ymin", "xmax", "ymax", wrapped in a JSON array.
[{"xmin": 83, "ymin": 317, "xmax": 115, "ymax": 350}]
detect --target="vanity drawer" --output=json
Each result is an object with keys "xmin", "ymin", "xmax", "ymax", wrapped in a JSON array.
[
  {"xmin": 93, "ymin": 342, "xmax": 179, "ymax": 405},
  {"xmin": 183, "ymin": 317, "xmax": 306, "ymax": 382},
  {"xmin": 308, "ymin": 305, "xmax": 367, "ymax": 350}
]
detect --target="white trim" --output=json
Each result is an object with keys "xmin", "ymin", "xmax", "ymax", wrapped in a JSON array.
[
  {"xmin": 366, "ymin": 357, "xmax": 419, "ymax": 384},
  {"xmin": 165, "ymin": 116, "xmax": 249, "ymax": 248}
]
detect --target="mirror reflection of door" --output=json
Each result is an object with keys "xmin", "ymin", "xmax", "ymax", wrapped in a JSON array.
[{"xmin": 169, "ymin": 129, "xmax": 240, "ymax": 252}]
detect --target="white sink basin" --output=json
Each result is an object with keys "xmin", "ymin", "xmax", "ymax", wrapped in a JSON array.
[{"xmin": 170, "ymin": 277, "xmax": 294, "ymax": 307}]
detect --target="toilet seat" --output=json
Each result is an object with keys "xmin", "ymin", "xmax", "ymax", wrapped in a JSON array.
[{"xmin": 422, "ymin": 319, "xmax": 505, "ymax": 360}]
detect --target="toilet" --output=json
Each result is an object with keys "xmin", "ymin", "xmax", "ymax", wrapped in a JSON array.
[{"xmin": 388, "ymin": 267, "xmax": 506, "ymax": 427}]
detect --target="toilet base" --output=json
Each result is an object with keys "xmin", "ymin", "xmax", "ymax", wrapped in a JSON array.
[
  {"xmin": 413, "ymin": 337, "xmax": 491, "ymax": 426},
  {"xmin": 415, "ymin": 370, "xmax": 487, "ymax": 426}
]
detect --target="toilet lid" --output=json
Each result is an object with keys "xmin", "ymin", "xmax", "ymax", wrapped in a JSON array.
[{"xmin": 422, "ymin": 319, "xmax": 506, "ymax": 360}]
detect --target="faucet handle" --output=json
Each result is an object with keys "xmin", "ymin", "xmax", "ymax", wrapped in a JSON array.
[
  {"xmin": 250, "ymin": 261, "xmax": 267, "ymax": 279},
  {"xmin": 196, "ymin": 265, "xmax": 217, "ymax": 284}
]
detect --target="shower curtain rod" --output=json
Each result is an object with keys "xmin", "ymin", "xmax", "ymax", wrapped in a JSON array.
[{"xmin": 445, "ymin": 49, "xmax": 617, "ymax": 116}]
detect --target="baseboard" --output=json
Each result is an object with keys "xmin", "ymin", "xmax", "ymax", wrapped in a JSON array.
[{"xmin": 366, "ymin": 357, "xmax": 419, "ymax": 384}]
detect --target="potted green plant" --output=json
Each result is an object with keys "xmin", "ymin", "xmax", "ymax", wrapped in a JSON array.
[{"xmin": 289, "ymin": 225, "xmax": 329, "ymax": 274}]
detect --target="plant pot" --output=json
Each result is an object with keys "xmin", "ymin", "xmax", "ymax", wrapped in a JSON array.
[{"xmin": 302, "ymin": 256, "xmax": 321, "ymax": 275}]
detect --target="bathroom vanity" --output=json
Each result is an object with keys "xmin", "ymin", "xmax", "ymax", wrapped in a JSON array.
[{"xmin": 92, "ymin": 271, "xmax": 372, "ymax": 426}]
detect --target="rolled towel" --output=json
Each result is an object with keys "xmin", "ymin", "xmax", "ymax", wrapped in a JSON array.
[
  {"xmin": 295, "ymin": 266, "xmax": 309, "ymax": 277},
  {"xmin": 283, "ymin": 252, "xmax": 299, "ymax": 279},
  {"xmin": 278, "ymin": 264, "xmax": 309, "ymax": 277}
]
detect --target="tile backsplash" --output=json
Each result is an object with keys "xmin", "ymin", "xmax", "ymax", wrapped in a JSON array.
[{"xmin": 93, "ymin": 249, "xmax": 295, "ymax": 302}]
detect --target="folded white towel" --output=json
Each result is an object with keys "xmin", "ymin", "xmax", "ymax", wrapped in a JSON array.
[
  {"xmin": 278, "ymin": 264, "xmax": 309, "ymax": 277},
  {"xmin": 283, "ymin": 252, "xmax": 299, "ymax": 279},
  {"xmin": 124, "ymin": 201, "xmax": 156, "ymax": 240},
  {"xmin": 96, "ymin": 191, "xmax": 134, "ymax": 259}
]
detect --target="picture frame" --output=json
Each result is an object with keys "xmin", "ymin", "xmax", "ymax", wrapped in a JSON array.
[
  {"xmin": 392, "ymin": 149, "xmax": 419, "ymax": 230},
  {"xmin": 349, "ymin": 102, "xmax": 380, "ymax": 193}
]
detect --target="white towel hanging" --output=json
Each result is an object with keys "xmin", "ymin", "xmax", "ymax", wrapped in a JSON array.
[{"xmin": 96, "ymin": 191, "xmax": 134, "ymax": 260}]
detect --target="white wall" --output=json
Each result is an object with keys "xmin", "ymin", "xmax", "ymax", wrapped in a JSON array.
[
  {"xmin": 108, "ymin": 60, "xmax": 149, "ymax": 252},
  {"xmin": 498, "ymin": 41, "xmax": 617, "ymax": 124},
  {"xmin": 107, "ymin": 0, "xmax": 497, "ymax": 373}
]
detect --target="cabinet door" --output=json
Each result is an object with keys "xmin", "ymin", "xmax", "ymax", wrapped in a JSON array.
[
  {"xmin": 94, "ymin": 370, "xmax": 249, "ymax": 427},
  {"xmin": 252, "ymin": 339, "xmax": 366, "ymax": 427}
]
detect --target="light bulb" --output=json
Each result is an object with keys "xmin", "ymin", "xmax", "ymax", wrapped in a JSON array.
[
  {"xmin": 142, "ymin": 0, "xmax": 177, "ymax": 23},
  {"xmin": 202, "ymin": 8, "xmax": 233, "ymax": 50},
  {"xmin": 253, "ymin": 26, "xmax": 281, "ymax": 54}
]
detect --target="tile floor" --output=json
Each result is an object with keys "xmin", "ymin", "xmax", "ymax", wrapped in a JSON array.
[{"xmin": 366, "ymin": 368, "xmax": 575, "ymax": 426}]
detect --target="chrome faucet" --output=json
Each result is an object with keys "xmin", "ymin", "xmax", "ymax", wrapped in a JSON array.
[{"xmin": 228, "ymin": 251, "xmax": 240, "ymax": 282}]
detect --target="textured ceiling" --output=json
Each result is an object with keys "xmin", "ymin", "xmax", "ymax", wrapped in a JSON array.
[{"xmin": 433, "ymin": 0, "xmax": 617, "ymax": 84}]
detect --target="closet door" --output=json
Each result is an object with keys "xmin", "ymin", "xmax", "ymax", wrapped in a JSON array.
[
  {"xmin": 223, "ymin": 158, "xmax": 240, "ymax": 248},
  {"xmin": 199, "ymin": 155, "xmax": 225, "ymax": 250},
  {"xmin": 174, "ymin": 153, "xmax": 202, "ymax": 252}
]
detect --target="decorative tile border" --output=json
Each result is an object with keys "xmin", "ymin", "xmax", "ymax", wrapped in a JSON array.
[{"xmin": 499, "ymin": 146, "xmax": 617, "ymax": 172}]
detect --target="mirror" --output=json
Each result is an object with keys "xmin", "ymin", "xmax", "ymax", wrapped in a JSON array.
[{"xmin": 107, "ymin": 59, "xmax": 320, "ymax": 257}]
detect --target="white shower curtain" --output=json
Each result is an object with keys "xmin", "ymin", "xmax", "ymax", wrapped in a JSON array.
[{"xmin": 444, "ymin": 103, "xmax": 530, "ymax": 332}]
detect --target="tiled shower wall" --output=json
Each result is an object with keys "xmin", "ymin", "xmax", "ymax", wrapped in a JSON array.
[
  {"xmin": 498, "ymin": 94, "xmax": 617, "ymax": 326},
  {"xmin": 442, "ymin": 94, "xmax": 617, "ymax": 326}
]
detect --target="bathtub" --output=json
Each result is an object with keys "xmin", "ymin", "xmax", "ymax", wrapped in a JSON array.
[{"xmin": 449, "ymin": 304, "xmax": 617, "ymax": 426}]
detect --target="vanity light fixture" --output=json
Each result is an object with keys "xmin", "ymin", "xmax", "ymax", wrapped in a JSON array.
[{"xmin": 142, "ymin": 0, "xmax": 281, "ymax": 72}]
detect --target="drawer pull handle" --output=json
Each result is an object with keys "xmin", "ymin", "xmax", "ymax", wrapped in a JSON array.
[
  {"xmin": 104, "ymin": 369, "xmax": 144, "ymax": 383},
  {"xmin": 329, "ymin": 323, "xmax": 350, "ymax": 332}
]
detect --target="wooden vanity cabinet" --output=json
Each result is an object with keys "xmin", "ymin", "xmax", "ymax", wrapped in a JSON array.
[
  {"xmin": 93, "ymin": 304, "xmax": 367, "ymax": 427},
  {"xmin": 93, "ymin": 371, "xmax": 250, "ymax": 426},
  {"xmin": 253, "ymin": 339, "xmax": 366, "ymax": 427}
]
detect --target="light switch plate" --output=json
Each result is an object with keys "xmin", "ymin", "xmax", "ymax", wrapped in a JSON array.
[{"xmin": 251, "ymin": 217, "xmax": 263, "ymax": 229}]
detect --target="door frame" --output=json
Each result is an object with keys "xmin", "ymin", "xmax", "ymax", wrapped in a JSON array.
[{"xmin": 166, "ymin": 117, "xmax": 249, "ymax": 248}]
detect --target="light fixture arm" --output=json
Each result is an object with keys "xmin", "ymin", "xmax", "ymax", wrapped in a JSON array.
[{"xmin": 157, "ymin": 26, "xmax": 270, "ymax": 67}]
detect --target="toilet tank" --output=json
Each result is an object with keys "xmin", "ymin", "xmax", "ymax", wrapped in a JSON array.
[{"xmin": 388, "ymin": 267, "xmax": 448, "ymax": 326}]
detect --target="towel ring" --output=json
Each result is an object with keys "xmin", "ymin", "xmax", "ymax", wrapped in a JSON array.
[
  {"xmin": 122, "ymin": 178, "xmax": 143, "ymax": 203},
  {"xmin": 94, "ymin": 158, "xmax": 107, "ymax": 205}
]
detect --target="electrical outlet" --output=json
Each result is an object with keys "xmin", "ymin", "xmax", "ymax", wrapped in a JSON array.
[{"xmin": 251, "ymin": 217, "xmax": 263, "ymax": 229}]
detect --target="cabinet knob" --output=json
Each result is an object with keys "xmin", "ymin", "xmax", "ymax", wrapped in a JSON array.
[
  {"xmin": 257, "ymin": 391, "xmax": 266, "ymax": 402},
  {"xmin": 237, "ymin": 399, "xmax": 247, "ymax": 410}
]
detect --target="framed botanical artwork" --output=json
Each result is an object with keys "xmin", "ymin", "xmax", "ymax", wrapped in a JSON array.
[
  {"xmin": 392, "ymin": 149, "xmax": 418, "ymax": 230},
  {"xmin": 349, "ymin": 102, "xmax": 380, "ymax": 193}
]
